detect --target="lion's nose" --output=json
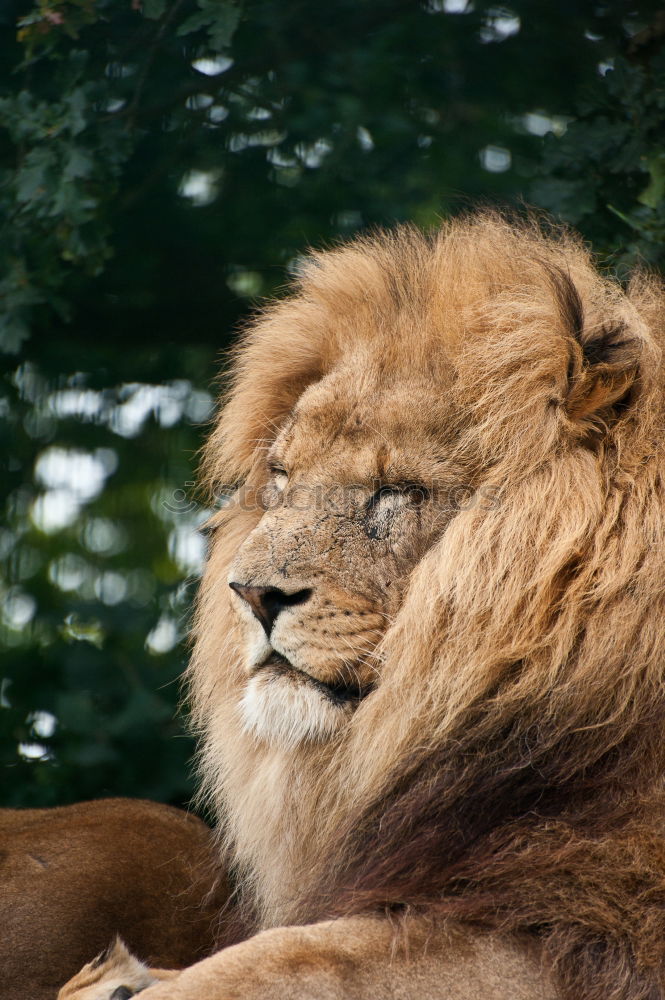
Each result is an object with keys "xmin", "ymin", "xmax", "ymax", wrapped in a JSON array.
[{"xmin": 229, "ymin": 582, "xmax": 312, "ymax": 636}]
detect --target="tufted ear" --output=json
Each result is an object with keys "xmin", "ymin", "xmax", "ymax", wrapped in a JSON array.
[{"xmin": 552, "ymin": 268, "xmax": 643, "ymax": 425}]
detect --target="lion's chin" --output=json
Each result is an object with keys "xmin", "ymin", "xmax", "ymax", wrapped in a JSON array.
[{"xmin": 239, "ymin": 666, "xmax": 356, "ymax": 748}]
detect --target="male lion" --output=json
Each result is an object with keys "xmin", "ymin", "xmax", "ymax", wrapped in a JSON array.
[{"xmin": 61, "ymin": 213, "xmax": 665, "ymax": 1000}]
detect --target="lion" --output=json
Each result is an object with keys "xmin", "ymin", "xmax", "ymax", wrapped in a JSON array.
[
  {"xmin": 59, "ymin": 212, "xmax": 665, "ymax": 1000},
  {"xmin": 1, "ymin": 798, "xmax": 231, "ymax": 1000}
]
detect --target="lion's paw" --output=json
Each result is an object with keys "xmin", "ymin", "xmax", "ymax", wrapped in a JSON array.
[{"xmin": 58, "ymin": 937, "xmax": 160, "ymax": 1000}]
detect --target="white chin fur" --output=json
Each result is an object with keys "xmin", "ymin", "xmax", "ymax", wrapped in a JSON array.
[{"xmin": 240, "ymin": 671, "xmax": 352, "ymax": 748}]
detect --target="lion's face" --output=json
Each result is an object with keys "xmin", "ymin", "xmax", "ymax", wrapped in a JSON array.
[{"xmin": 228, "ymin": 363, "xmax": 461, "ymax": 746}]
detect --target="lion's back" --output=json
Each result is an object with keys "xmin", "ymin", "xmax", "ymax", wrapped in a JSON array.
[{"xmin": 1, "ymin": 798, "xmax": 230, "ymax": 1000}]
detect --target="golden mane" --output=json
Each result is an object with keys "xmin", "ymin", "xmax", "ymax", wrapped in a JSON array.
[{"xmin": 189, "ymin": 212, "xmax": 665, "ymax": 1000}]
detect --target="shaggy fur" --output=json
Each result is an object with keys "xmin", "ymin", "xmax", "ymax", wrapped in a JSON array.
[{"xmin": 183, "ymin": 212, "xmax": 665, "ymax": 1000}]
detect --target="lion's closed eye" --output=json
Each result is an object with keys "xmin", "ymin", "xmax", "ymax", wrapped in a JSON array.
[
  {"xmin": 366, "ymin": 482, "xmax": 430, "ymax": 511},
  {"xmin": 268, "ymin": 464, "xmax": 289, "ymax": 490},
  {"xmin": 363, "ymin": 483, "xmax": 429, "ymax": 542}
]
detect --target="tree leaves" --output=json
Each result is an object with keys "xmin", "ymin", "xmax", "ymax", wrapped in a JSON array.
[
  {"xmin": 177, "ymin": 0, "xmax": 241, "ymax": 50},
  {"xmin": 533, "ymin": 48, "xmax": 665, "ymax": 270}
]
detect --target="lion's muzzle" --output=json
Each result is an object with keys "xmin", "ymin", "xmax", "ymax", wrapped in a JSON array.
[{"xmin": 229, "ymin": 581, "xmax": 313, "ymax": 637}]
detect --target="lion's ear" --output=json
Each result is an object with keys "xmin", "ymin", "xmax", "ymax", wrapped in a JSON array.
[
  {"xmin": 566, "ymin": 322, "xmax": 642, "ymax": 423},
  {"xmin": 554, "ymin": 270, "xmax": 643, "ymax": 425}
]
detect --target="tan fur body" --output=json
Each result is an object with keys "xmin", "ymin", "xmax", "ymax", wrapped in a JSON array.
[
  {"xmin": 1, "ymin": 798, "xmax": 228, "ymax": 1000},
  {"xmin": 60, "ymin": 213, "xmax": 665, "ymax": 1000},
  {"xmin": 115, "ymin": 918, "xmax": 554, "ymax": 1000}
]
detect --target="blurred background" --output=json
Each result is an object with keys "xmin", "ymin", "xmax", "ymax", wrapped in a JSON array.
[{"xmin": 1, "ymin": 0, "xmax": 664, "ymax": 809}]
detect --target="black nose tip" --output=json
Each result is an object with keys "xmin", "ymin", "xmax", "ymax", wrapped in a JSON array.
[{"xmin": 229, "ymin": 582, "xmax": 312, "ymax": 636}]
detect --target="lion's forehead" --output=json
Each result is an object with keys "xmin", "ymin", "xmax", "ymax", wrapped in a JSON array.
[{"xmin": 277, "ymin": 366, "xmax": 453, "ymax": 481}]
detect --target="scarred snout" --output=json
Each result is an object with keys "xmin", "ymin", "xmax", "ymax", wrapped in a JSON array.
[{"xmin": 228, "ymin": 582, "xmax": 313, "ymax": 637}]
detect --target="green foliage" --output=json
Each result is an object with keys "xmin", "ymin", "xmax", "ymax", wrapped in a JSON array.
[
  {"xmin": 533, "ymin": 41, "xmax": 665, "ymax": 271},
  {"xmin": 1, "ymin": 0, "xmax": 664, "ymax": 809},
  {"xmin": 1, "ymin": 0, "xmax": 243, "ymax": 353},
  {"xmin": 0, "ymin": 352, "xmax": 213, "ymax": 806}
]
